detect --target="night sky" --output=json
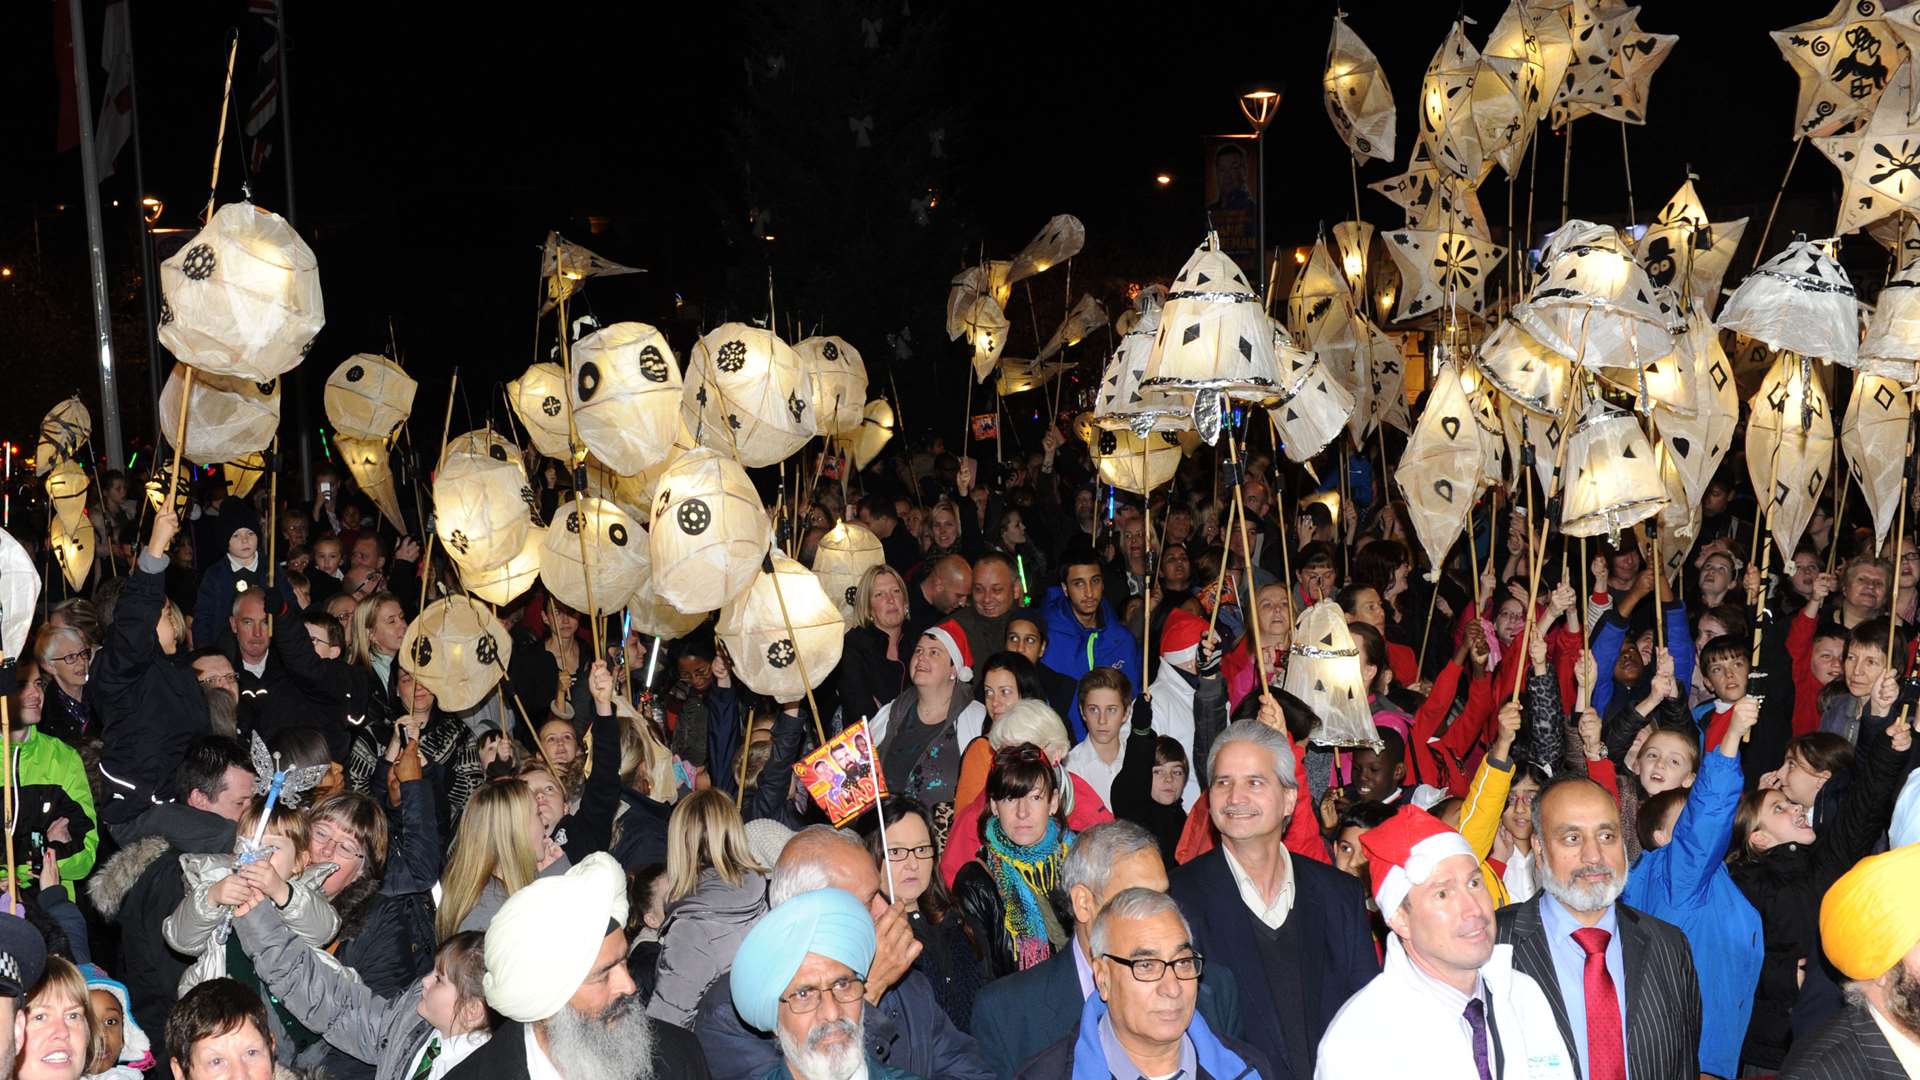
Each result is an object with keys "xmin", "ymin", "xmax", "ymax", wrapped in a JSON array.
[{"xmin": 0, "ymin": 1, "xmax": 1857, "ymax": 473}]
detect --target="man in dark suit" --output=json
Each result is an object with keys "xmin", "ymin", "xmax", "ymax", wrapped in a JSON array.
[
  {"xmin": 1497, "ymin": 775, "xmax": 1701, "ymax": 1080},
  {"xmin": 1781, "ymin": 842, "xmax": 1920, "ymax": 1079},
  {"xmin": 1168, "ymin": 719, "xmax": 1378, "ymax": 1080},
  {"xmin": 972, "ymin": 821, "xmax": 1243, "ymax": 1079}
]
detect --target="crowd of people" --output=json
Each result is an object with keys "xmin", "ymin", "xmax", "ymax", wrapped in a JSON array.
[{"xmin": 0, "ymin": 409, "xmax": 1913, "ymax": 1080}]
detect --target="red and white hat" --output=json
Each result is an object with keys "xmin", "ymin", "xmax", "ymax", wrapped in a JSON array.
[
  {"xmin": 923, "ymin": 620, "xmax": 974, "ymax": 681},
  {"xmin": 1360, "ymin": 804, "xmax": 1477, "ymax": 919},
  {"xmin": 1160, "ymin": 609, "xmax": 1207, "ymax": 666}
]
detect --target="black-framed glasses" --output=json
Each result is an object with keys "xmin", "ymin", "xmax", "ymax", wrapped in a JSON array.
[
  {"xmin": 1102, "ymin": 953, "xmax": 1205, "ymax": 982},
  {"xmin": 196, "ymin": 672, "xmax": 238, "ymax": 687},
  {"xmin": 45, "ymin": 651, "xmax": 88, "ymax": 668},
  {"xmin": 885, "ymin": 845, "xmax": 935, "ymax": 862},
  {"xmin": 779, "ymin": 975, "xmax": 865, "ymax": 1014}
]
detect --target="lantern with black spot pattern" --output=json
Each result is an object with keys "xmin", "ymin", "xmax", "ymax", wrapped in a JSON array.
[
  {"xmin": 649, "ymin": 447, "xmax": 771, "ymax": 613},
  {"xmin": 571, "ymin": 322, "xmax": 684, "ymax": 473},
  {"xmin": 680, "ymin": 323, "xmax": 814, "ymax": 467},
  {"xmin": 539, "ymin": 496, "xmax": 648, "ymax": 614},
  {"xmin": 811, "ymin": 520, "xmax": 885, "ymax": 621},
  {"xmin": 157, "ymin": 201, "xmax": 324, "ymax": 381},
  {"xmin": 324, "ymin": 354, "xmax": 416, "ymax": 442},
  {"xmin": 434, "ymin": 430, "xmax": 536, "ymax": 574},
  {"xmin": 507, "ymin": 363, "xmax": 575, "ymax": 460},
  {"xmin": 158, "ymin": 366, "xmax": 282, "ymax": 464},
  {"xmin": 717, "ymin": 551, "xmax": 846, "ymax": 702},
  {"xmin": 399, "ymin": 597, "xmax": 515, "ymax": 712},
  {"xmin": 796, "ymin": 335, "xmax": 868, "ymax": 436}
]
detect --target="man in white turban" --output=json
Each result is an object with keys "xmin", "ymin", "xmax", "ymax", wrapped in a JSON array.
[
  {"xmin": 729, "ymin": 888, "xmax": 914, "ymax": 1080},
  {"xmin": 445, "ymin": 853, "xmax": 708, "ymax": 1080}
]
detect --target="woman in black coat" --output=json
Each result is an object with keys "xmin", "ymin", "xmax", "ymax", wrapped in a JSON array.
[
  {"xmin": 861, "ymin": 796, "xmax": 984, "ymax": 1031},
  {"xmin": 952, "ymin": 745, "xmax": 1074, "ymax": 979},
  {"xmin": 837, "ymin": 565, "xmax": 911, "ymax": 726}
]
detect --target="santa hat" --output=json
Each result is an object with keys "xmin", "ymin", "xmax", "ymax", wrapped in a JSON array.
[
  {"xmin": 924, "ymin": 620, "xmax": 974, "ymax": 681},
  {"xmin": 1161, "ymin": 609, "xmax": 1207, "ymax": 666},
  {"xmin": 1361, "ymin": 804, "xmax": 1477, "ymax": 919}
]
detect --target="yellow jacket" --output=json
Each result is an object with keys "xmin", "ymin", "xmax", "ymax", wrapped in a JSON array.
[{"xmin": 1457, "ymin": 753, "xmax": 1514, "ymax": 909}]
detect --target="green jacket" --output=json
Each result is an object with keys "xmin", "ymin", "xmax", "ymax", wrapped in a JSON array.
[{"xmin": 13, "ymin": 727, "xmax": 98, "ymax": 898}]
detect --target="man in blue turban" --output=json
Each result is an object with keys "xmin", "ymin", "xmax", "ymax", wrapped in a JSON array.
[{"xmin": 729, "ymin": 887, "xmax": 922, "ymax": 1080}]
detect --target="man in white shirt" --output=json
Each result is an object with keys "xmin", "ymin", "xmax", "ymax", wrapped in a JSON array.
[{"xmin": 1066, "ymin": 667, "xmax": 1133, "ymax": 808}]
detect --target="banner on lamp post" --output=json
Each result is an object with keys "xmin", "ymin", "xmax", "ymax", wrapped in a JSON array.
[{"xmin": 1204, "ymin": 134, "xmax": 1261, "ymax": 283}]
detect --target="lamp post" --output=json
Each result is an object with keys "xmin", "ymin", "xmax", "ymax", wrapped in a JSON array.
[{"xmin": 1239, "ymin": 87, "xmax": 1281, "ymax": 295}]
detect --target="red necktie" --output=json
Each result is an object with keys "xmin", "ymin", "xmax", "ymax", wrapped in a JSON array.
[{"xmin": 1573, "ymin": 927, "xmax": 1626, "ymax": 1080}]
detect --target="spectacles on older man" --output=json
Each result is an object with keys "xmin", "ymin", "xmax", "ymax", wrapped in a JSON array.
[
  {"xmin": 1102, "ymin": 952, "xmax": 1205, "ymax": 982},
  {"xmin": 779, "ymin": 975, "xmax": 865, "ymax": 1014}
]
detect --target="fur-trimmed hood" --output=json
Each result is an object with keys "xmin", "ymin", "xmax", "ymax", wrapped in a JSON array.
[{"xmin": 87, "ymin": 835, "xmax": 170, "ymax": 919}]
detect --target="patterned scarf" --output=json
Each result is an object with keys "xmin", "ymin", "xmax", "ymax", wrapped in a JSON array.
[{"xmin": 983, "ymin": 816, "xmax": 1071, "ymax": 971}]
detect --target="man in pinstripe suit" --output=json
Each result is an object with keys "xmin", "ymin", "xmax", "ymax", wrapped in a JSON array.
[
  {"xmin": 1781, "ymin": 844, "xmax": 1920, "ymax": 1079},
  {"xmin": 1495, "ymin": 776, "xmax": 1702, "ymax": 1080}
]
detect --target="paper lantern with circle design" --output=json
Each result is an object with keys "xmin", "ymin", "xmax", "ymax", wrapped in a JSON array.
[
  {"xmin": 716, "ymin": 552, "xmax": 846, "ymax": 702},
  {"xmin": 324, "ymin": 354, "xmax": 416, "ymax": 442},
  {"xmin": 680, "ymin": 323, "xmax": 814, "ymax": 467},
  {"xmin": 398, "ymin": 598, "xmax": 514, "ymax": 713},
  {"xmin": 540, "ymin": 496, "xmax": 648, "ymax": 614},
  {"xmin": 335, "ymin": 436, "xmax": 408, "ymax": 532},
  {"xmin": 832, "ymin": 400, "xmax": 895, "ymax": 470},
  {"xmin": 157, "ymin": 201, "xmax": 323, "ymax": 382},
  {"xmin": 649, "ymin": 447, "xmax": 770, "ymax": 614},
  {"xmin": 43, "ymin": 461, "xmax": 89, "ymax": 534},
  {"xmin": 1093, "ymin": 428, "xmax": 1182, "ymax": 495},
  {"xmin": 35, "ymin": 398, "xmax": 90, "ymax": 477},
  {"xmin": 572, "ymin": 322, "xmax": 684, "ymax": 473},
  {"xmin": 159, "ymin": 366, "xmax": 283, "ymax": 466},
  {"xmin": 796, "ymin": 336, "xmax": 869, "ymax": 436},
  {"xmin": 461, "ymin": 525, "xmax": 545, "ymax": 607},
  {"xmin": 0, "ymin": 527, "xmax": 39, "ymax": 660},
  {"xmin": 50, "ymin": 516, "xmax": 93, "ymax": 594},
  {"xmin": 812, "ymin": 521, "xmax": 885, "ymax": 621},
  {"xmin": 434, "ymin": 430, "xmax": 537, "ymax": 574},
  {"xmin": 507, "ymin": 363, "xmax": 575, "ymax": 460}
]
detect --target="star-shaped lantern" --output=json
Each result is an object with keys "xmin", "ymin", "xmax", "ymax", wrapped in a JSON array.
[
  {"xmin": 1551, "ymin": 0, "xmax": 1678, "ymax": 127},
  {"xmin": 1324, "ymin": 13, "xmax": 1396, "ymax": 163},
  {"xmin": 1635, "ymin": 180, "xmax": 1751, "ymax": 315},
  {"xmin": 1381, "ymin": 224, "xmax": 1506, "ymax": 324},
  {"xmin": 1776, "ymin": 0, "xmax": 1905, "ymax": 139},
  {"xmin": 1815, "ymin": 60, "xmax": 1920, "ymax": 236},
  {"xmin": 1420, "ymin": 20, "xmax": 1537, "ymax": 182}
]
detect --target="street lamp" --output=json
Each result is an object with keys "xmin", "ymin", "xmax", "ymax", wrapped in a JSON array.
[{"xmin": 1239, "ymin": 87, "xmax": 1282, "ymax": 295}]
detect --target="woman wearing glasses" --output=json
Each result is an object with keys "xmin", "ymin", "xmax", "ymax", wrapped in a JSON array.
[
  {"xmin": 33, "ymin": 625, "xmax": 93, "ymax": 746},
  {"xmin": 860, "ymin": 795, "xmax": 982, "ymax": 1031}
]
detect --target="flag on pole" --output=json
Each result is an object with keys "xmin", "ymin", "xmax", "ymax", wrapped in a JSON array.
[
  {"xmin": 94, "ymin": 0, "xmax": 132, "ymax": 178},
  {"xmin": 244, "ymin": 0, "xmax": 283, "ymax": 178}
]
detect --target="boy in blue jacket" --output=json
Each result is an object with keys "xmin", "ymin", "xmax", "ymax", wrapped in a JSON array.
[
  {"xmin": 1040, "ymin": 542, "xmax": 1139, "ymax": 738},
  {"xmin": 1621, "ymin": 695, "xmax": 1764, "ymax": 1079}
]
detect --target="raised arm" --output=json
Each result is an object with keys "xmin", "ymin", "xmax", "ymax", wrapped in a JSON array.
[
  {"xmin": 233, "ymin": 901, "xmax": 393, "ymax": 1064},
  {"xmin": 562, "ymin": 660, "xmax": 623, "ymax": 862}
]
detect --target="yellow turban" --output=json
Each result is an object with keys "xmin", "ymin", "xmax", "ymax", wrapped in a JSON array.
[{"xmin": 1821, "ymin": 843, "xmax": 1920, "ymax": 981}]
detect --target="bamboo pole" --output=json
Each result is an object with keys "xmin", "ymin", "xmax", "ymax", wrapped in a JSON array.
[
  {"xmin": 418, "ymin": 372, "xmax": 458, "ymax": 614},
  {"xmin": 201, "ymin": 33, "xmax": 240, "ymax": 224},
  {"xmin": 168, "ymin": 368, "xmax": 195, "ymax": 517},
  {"xmin": 1751, "ymin": 138, "xmax": 1807, "ymax": 272},
  {"xmin": 1225, "ymin": 429, "xmax": 1273, "ymax": 689},
  {"xmin": 766, "ymin": 558, "xmax": 829, "ymax": 745}
]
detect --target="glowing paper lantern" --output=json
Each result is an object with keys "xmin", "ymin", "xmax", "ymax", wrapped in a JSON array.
[
  {"xmin": 1475, "ymin": 320, "xmax": 1572, "ymax": 416},
  {"xmin": 50, "ymin": 516, "xmax": 93, "ymax": 594},
  {"xmin": 1718, "ymin": 240, "xmax": 1859, "ymax": 367},
  {"xmin": 1842, "ymin": 374, "xmax": 1910, "ymax": 546},
  {"xmin": 1371, "ymin": 141, "xmax": 1492, "ymax": 238},
  {"xmin": 158, "ymin": 366, "xmax": 283, "ymax": 466},
  {"xmin": 1396, "ymin": 365, "xmax": 1484, "ymax": 579},
  {"xmin": 1652, "ymin": 309, "xmax": 1739, "ymax": 508},
  {"xmin": 1746, "ymin": 353, "xmax": 1836, "ymax": 564},
  {"xmin": 1286, "ymin": 600, "xmax": 1379, "ymax": 750},
  {"xmin": 1268, "ymin": 320, "xmax": 1355, "ymax": 464},
  {"xmin": 627, "ymin": 570, "xmax": 708, "ymax": 641},
  {"xmin": 540, "ymin": 496, "xmax": 647, "ymax": 614},
  {"xmin": 1775, "ymin": 0, "xmax": 1903, "ymax": 139},
  {"xmin": 541, "ymin": 232, "xmax": 640, "ymax": 315},
  {"xmin": 572, "ymin": 321, "xmax": 684, "ymax": 473},
  {"xmin": 324, "ymin": 354, "xmax": 416, "ymax": 442},
  {"xmin": 1005, "ymin": 214, "xmax": 1085, "ymax": 286},
  {"xmin": 1815, "ymin": 60, "xmax": 1920, "ymax": 236},
  {"xmin": 1552, "ymin": 0, "xmax": 1677, "ymax": 127},
  {"xmin": 1036, "ymin": 296, "xmax": 1108, "ymax": 363},
  {"xmin": 1142, "ymin": 233, "xmax": 1279, "ymax": 444},
  {"xmin": 399, "ymin": 598, "xmax": 513, "ymax": 713},
  {"xmin": 1324, "ymin": 13, "xmax": 1396, "ymax": 162},
  {"xmin": 35, "ymin": 398, "xmax": 90, "ymax": 477},
  {"xmin": 1096, "ymin": 288, "xmax": 1187, "ymax": 435},
  {"xmin": 628, "ymin": 420, "xmax": 703, "ymax": 525},
  {"xmin": 0, "ymin": 528, "xmax": 39, "ymax": 659},
  {"xmin": 1861, "ymin": 254, "xmax": 1920, "ymax": 381},
  {"xmin": 681, "ymin": 323, "xmax": 814, "ymax": 468},
  {"xmin": 43, "ymin": 461, "xmax": 89, "ymax": 534},
  {"xmin": 1287, "ymin": 238, "xmax": 1356, "ymax": 350},
  {"xmin": 225, "ymin": 452, "xmax": 268, "ymax": 500},
  {"xmin": 335, "ymin": 436, "xmax": 408, "ymax": 532},
  {"xmin": 995, "ymin": 359, "xmax": 1072, "ymax": 397},
  {"xmin": 796, "ymin": 336, "xmax": 869, "ymax": 436},
  {"xmin": 507, "ymin": 363, "xmax": 575, "ymax": 459},
  {"xmin": 1092, "ymin": 428, "xmax": 1182, "ymax": 495},
  {"xmin": 461, "ymin": 526, "xmax": 545, "ymax": 607},
  {"xmin": 157, "ymin": 201, "xmax": 323, "ymax": 382},
  {"xmin": 1559, "ymin": 399, "xmax": 1669, "ymax": 539},
  {"xmin": 716, "ymin": 552, "xmax": 846, "ymax": 702},
  {"xmin": 1332, "ymin": 221, "xmax": 1374, "ymax": 297},
  {"xmin": 1420, "ymin": 20, "xmax": 1532, "ymax": 181},
  {"xmin": 1381, "ymin": 225, "xmax": 1505, "ymax": 323},
  {"xmin": 811, "ymin": 521, "xmax": 885, "ymax": 620},
  {"xmin": 1515, "ymin": 220, "xmax": 1675, "ymax": 370},
  {"xmin": 582, "ymin": 457, "xmax": 653, "ymax": 524},
  {"xmin": 434, "ymin": 430, "xmax": 537, "ymax": 574},
  {"xmin": 832, "ymin": 400, "xmax": 895, "ymax": 470},
  {"xmin": 1635, "ymin": 181, "xmax": 1750, "ymax": 315},
  {"xmin": 649, "ymin": 447, "xmax": 771, "ymax": 614}
]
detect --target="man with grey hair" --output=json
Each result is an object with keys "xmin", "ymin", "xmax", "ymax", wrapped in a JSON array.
[
  {"xmin": 693, "ymin": 825, "xmax": 994, "ymax": 1080},
  {"xmin": 1018, "ymin": 888, "xmax": 1272, "ymax": 1079},
  {"xmin": 1170, "ymin": 719, "xmax": 1376, "ymax": 1080},
  {"xmin": 972, "ymin": 821, "xmax": 1243, "ymax": 1079}
]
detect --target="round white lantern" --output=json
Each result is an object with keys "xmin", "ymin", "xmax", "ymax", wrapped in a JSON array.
[
  {"xmin": 462, "ymin": 526, "xmax": 545, "ymax": 607},
  {"xmin": 795, "ymin": 336, "xmax": 869, "ymax": 436},
  {"xmin": 811, "ymin": 520, "xmax": 884, "ymax": 620},
  {"xmin": 434, "ymin": 430, "xmax": 537, "ymax": 574},
  {"xmin": 158, "ymin": 201, "xmax": 324, "ymax": 382},
  {"xmin": 571, "ymin": 322, "xmax": 684, "ymax": 474},
  {"xmin": 399, "ymin": 597, "xmax": 514, "ymax": 712},
  {"xmin": 324, "ymin": 354, "xmax": 417, "ymax": 442},
  {"xmin": 159, "ymin": 365, "xmax": 283, "ymax": 466},
  {"xmin": 627, "ymin": 571, "xmax": 708, "ymax": 641},
  {"xmin": 507, "ymin": 363, "xmax": 576, "ymax": 460},
  {"xmin": 0, "ymin": 527, "xmax": 40, "ymax": 659},
  {"xmin": 649, "ymin": 447, "xmax": 770, "ymax": 614},
  {"xmin": 1093, "ymin": 428, "xmax": 1181, "ymax": 494},
  {"xmin": 717, "ymin": 552, "xmax": 846, "ymax": 702},
  {"xmin": 680, "ymin": 323, "xmax": 814, "ymax": 467},
  {"xmin": 540, "ymin": 496, "xmax": 648, "ymax": 614},
  {"xmin": 832, "ymin": 400, "xmax": 895, "ymax": 470}
]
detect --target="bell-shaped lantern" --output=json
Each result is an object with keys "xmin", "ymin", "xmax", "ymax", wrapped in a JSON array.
[
  {"xmin": 324, "ymin": 354, "xmax": 416, "ymax": 442},
  {"xmin": 797, "ymin": 336, "xmax": 869, "ymax": 436},
  {"xmin": 335, "ymin": 436, "xmax": 408, "ymax": 532},
  {"xmin": 507, "ymin": 363, "xmax": 575, "ymax": 460},
  {"xmin": 434, "ymin": 430, "xmax": 536, "ymax": 574},
  {"xmin": 159, "ymin": 367, "xmax": 283, "ymax": 466},
  {"xmin": 1475, "ymin": 320, "xmax": 1572, "ymax": 416},
  {"xmin": 1860, "ymin": 253, "xmax": 1920, "ymax": 382},
  {"xmin": 0, "ymin": 528, "xmax": 39, "ymax": 659},
  {"xmin": 833, "ymin": 400, "xmax": 896, "ymax": 470},
  {"xmin": 1092, "ymin": 428, "xmax": 1182, "ymax": 495},
  {"xmin": 1285, "ymin": 600, "xmax": 1379, "ymax": 750},
  {"xmin": 680, "ymin": 323, "xmax": 814, "ymax": 468},
  {"xmin": 540, "ymin": 496, "xmax": 648, "ymax": 614},
  {"xmin": 461, "ymin": 526, "xmax": 545, "ymax": 607},
  {"xmin": 399, "ymin": 598, "xmax": 513, "ymax": 713},
  {"xmin": 1142, "ymin": 233, "xmax": 1280, "ymax": 444},
  {"xmin": 35, "ymin": 397, "xmax": 90, "ymax": 477},
  {"xmin": 716, "ymin": 552, "xmax": 847, "ymax": 703},
  {"xmin": 1560, "ymin": 399, "xmax": 1669, "ymax": 539},
  {"xmin": 49, "ymin": 516, "xmax": 94, "ymax": 594},
  {"xmin": 1096, "ymin": 287, "xmax": 1188, "ymax": 435},
  {"xmin": 157, "ymin": 201, "xmax": 323, "ymax": 382},
  {"xmin": 812, "ymin": 520, "xmax": 885, "ymax": 620},
  {"xmin": 571, "ymin": 322, "xmax": 684, "ymax": 473},
  {"xmin": 649, "ymin": 448, "xmax": 771, "ymax": 614},
  {"xmin": 44, "ymin": 461, "xmax": 89, "ymax": 535},
  {"xmin": 1718, "ymin": 239, "xmax": 1860, "ymax": 367},
  {"xmin": 1516, "ymin": 220, "xmax": 1676, "ymax": 371}
]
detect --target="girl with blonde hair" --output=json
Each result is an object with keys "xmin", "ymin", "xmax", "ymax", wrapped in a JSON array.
[
  {"xmin": 646, "ymin": 788, "xmax": 770, "ymax": 1027},
  {"xmin": 433, "ymin": 778, "xmax": 562, "ymax": 941}
]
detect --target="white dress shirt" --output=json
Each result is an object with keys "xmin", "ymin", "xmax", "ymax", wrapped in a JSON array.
[{"xmin": 1221, "ymin": 842, "xmax": 1295, "ymax": 929}]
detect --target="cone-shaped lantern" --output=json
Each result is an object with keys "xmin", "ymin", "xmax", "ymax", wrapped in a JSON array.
[
  {"xmin": 1841, "ymin": 375, "xmax": 1910, "ymax": 547},
  {"xmin": 159, "ymin": 367, "xmax": 282, "ymax": 466},
  {"xmin": 681, "ymin": 323, "xmax": 814, "ymax": 467},
  {"xmin": 1036, "ymin": 296, "xmax": 1108, "ymax": 363},
  {"xmin": 324, "ymin": 354, "xmax": 416, "ymax": 443},
  {"xmin": 1718, "ymin": 240, "xmax": 1860, "ymax": 367},
  {"xmin": 717, "ymin": 553, "xmax": 847, "ymax": 703},
  {"xmin": 797, "ymin": 336, "xmax": 869, "ymax": 436},
  {"xmin": 1005, "ymin": 214, "xmax": 1085, "ymax": 286},
  {"xmin": 399, "ymin": 598, "xmax": 513, "ymax": 712},
  {"xmin": 157, "ymin": 201, "xmax": 323, "ymax": 381},
  {"xmin": 507, "ymin": 363, "xmax": 575, "ymax": 460},
  {"xmin": 44, "ymin": 461, "xmax": 89, "ymax": 535},
  {"xmin": 539, "ymin": 496, "xmax": 647, "ymax": 614},
  {"xmin": 461, "ymin": 526, "xmax": 545, "ymax": 607},
  {"xmin": 336, "ymin": 436, "xmax": 408, "ymax": 532},
  {"xmin": 812, "ymin": 521, "xmax": 886, "ymax": 620},
  {"xmin": 50, "ymin": 516, "xmax": 93, "ymax": 594},
  {"xmin": 649, "ymin": 447, "xmax": 771, "ymax": 614},
  {"xmin": 1516, "ymin": 220, "xmax": 1676, "ymax": 371},
  {"xmin": 1285, "ymin": 600, "xmax": 1379, "ymax": 750},
  {"xmin": 1143, "ymin": 233, "xmax": 1280, "ymax": 444},
  {"xmin": 434, "ymin": 430, "xmax": 536, "ymax": 574},
  {"xmin": 572, "ymin": 322, "xmax": 684, "ymax": 473},
  {"xmin": 1559, "ymin": 399, "xmax": 1669, "ymax": 539}
]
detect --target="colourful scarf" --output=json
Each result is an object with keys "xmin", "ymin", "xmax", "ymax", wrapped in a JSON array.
[{"xmin": 983, "ymin": 816, "xmax": 1071, "ymax": 970}]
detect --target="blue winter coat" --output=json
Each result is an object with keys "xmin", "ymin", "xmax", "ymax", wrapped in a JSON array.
[
  {"xmin": 1037, "ymin": 586, "xmax": 1140, "ymax": 739},
  {"xmin": 1589, "ymin": 600, "xmax": 1695, "ymax": 719},
  {"xmin": 1621, "ymin": 749, "xmax": 1763, "ymax": 1078}
]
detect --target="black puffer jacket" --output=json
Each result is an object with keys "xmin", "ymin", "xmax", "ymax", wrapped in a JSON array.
[
  {"xmin": 952, "ymin": 848, "xmax": 1074, "ymax": 980},
  {"xmin": 92, "ymin": 557, "xmax": 211, "ymax": 825}
]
